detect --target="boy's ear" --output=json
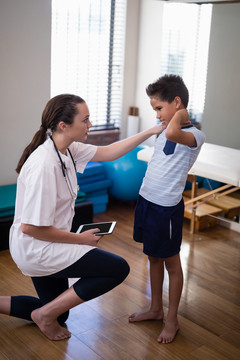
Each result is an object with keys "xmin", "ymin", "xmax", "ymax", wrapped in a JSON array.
[{"xmin": 174, "ymin": 96, "xmax": 182, "ymax": 109}]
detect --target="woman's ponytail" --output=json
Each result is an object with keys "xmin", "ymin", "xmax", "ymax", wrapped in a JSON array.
[
  {"xmin": 15, "ymin": 127, "xmax": 47, "ymax": 174},
  {"xmin": 16, "ymin": 94, "xmax": 85, "ymax": 174}
]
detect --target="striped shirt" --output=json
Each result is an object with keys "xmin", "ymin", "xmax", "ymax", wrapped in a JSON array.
[{"xmin": 139, "ymin": 125, "xmax": 205, "ymax": 206}]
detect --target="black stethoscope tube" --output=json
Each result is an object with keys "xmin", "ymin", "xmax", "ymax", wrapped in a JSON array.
[
  {"xmin": 50, "ymin": 136, "xmax": 78, "ymax": 200},
  {"xmin": 50, "ymin": 135, "xmax": 76, "ymax": 177}
]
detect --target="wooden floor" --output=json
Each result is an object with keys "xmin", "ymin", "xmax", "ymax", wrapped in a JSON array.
[{"xmin": 0, "ymin": 200, "xmax": 240, "ymax": 360}]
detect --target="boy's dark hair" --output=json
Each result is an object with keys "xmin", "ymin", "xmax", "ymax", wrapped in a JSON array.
[{"xmin": 146, "ymin": 74, "xmax": 189, "ymax": 108}]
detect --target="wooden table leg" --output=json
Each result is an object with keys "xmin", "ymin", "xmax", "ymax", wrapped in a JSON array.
[{"xmin": 187, "ymin": 175, "xmax": 197, "ymax": 233}]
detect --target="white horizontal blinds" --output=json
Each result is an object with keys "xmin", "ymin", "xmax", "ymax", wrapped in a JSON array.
[
  {"xmin": 51, "ymin": 0, "xmax": 126, "ymax": 129},
  {"xmin": 108, "ymin": 0, "xmax": 126, "ymax": 128},
  {"xmin": 160, "ymin": 3, "xmax": 212, "ymax": 122}
]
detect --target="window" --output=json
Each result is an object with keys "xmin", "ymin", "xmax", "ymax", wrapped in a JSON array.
[
  {"xmin": 160, "ymin": 3, "xmax": 212, "ymax": 123},
  {"xmin": 51, "ymin": 0, "xmax": 126, "ymax": 130}
]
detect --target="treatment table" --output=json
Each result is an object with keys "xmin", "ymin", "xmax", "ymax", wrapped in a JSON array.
[{"xmin": 137, "ymin": 143, "xmax": 240, "ymax": 233}]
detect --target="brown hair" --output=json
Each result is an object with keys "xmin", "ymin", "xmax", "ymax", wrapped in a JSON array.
[
  {"xmin": 16, "ymin": 94, "xmax": 85, "ymax": 173},
  {"xmin": 146, "ymin": 74, "xmax": 189, "ymax": 108}
]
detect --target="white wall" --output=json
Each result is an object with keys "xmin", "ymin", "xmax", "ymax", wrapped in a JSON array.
[
  {"xmin": 121, "ymin": 0, "xmax": 141, "ymax": 138},
  {"xmin": 0, "ymin": 0, "xmax": 51, "ymax": 185},
  {"xmin": 201, "ymin": 3, "xmax": 240, "ymax": 149},
  {"xmin": 134, "ymin": 1, "xmax": 240, "ymax": 150},
  {"xmin": 134, "ymin": 0, "xmax": 164, "ymax": 146}
]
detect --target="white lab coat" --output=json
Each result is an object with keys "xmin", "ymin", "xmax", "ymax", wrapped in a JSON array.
[{"xmin": 9, "ymin": 138, "xmax": 97, "ymax": 276}]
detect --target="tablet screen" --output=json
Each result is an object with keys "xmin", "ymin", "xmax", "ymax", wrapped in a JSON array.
[{"xmin": 77, "ymin": 221, "xmax": 116, "ymax": 235}]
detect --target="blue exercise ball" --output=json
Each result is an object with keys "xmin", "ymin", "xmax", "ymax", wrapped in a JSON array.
[{"xmin": 102, "ymin": 145, "xmax": 148, "ymax": 201}]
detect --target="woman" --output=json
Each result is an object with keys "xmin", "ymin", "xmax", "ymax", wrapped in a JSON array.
[{"xmin": 0, "ymin": 94, "xmax": 163, "ymax": 341}]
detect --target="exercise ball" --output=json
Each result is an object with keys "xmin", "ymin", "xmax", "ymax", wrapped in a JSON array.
[{"xmin": 102, "ymin": 145, "xmax": 148, "ymax": 201}]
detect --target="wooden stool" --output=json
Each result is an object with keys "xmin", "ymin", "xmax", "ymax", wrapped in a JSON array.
[
  {"xmin": 183, "ymin": 196, "xmax": 222, "ymax": 231},
  {"xmin": 184, "ymin": 188, "xmax": 240, "ymax": 220},
  {"xmin": 205, "ymin": 195, "xmax": 240, "ymax": 220}
]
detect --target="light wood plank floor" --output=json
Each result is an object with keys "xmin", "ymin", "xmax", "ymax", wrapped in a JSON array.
[{"xmin": 0, "ymin": 200, "xmax": 240, "ymax": 360}]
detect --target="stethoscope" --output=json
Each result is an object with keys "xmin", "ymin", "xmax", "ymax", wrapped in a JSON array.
[{"xmin": 50, "ymin": 136, "xmax": 79, "ymax": 200}]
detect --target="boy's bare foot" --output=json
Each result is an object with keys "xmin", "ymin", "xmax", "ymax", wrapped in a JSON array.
[
  {"xmin": 31, "ymin": 308, "xmax": 71, "ymax": 341},
  {"xmin": 128, "ymin": 309, "xmax": 164, "ymax": 322},
  {"xmin": 157, "ymin": 320, "xmax": 179, "ymax": 344}
]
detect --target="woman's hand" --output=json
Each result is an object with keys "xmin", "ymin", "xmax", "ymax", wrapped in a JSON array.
[
  {"xmin": 151, "ymin": 122, "xmax": 167, "ymax": 135},
  {"xmin": 21, "ymin": 224, "xmax": 103, "ymax": 246},
  {"xmin": 78, "ymin": 228, "xmax": 103, "ymax": 246}
]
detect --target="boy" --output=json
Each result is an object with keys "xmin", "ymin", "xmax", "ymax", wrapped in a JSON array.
[{"xmin": 128, "ymin": 74, "xmax": 205, "ymax": 343}]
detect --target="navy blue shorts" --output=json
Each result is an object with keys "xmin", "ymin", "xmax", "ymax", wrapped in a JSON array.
[{"xmin": 133, "ymin": 195, "xmax": 184, "ymax": 258}]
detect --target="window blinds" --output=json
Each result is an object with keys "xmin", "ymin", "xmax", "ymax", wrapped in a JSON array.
[
  {"xmin": 51, "ymin": 0, "xmax": 126, "ymax": 129},
  {"xmin": 160, "ymin": 3, "xmax": 212, "ymax": 123}
]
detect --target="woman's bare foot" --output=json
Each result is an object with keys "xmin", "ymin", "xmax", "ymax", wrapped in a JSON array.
[
  {"xmin": 128, "ymin": 309, "xmax": 164, "ymax": 322},
  {"xmin": 157, "ymin": 320, "xmax": 179, "ymax": 344},
  {"xmin": 31, "ymin": 308, "xmax": 71, "ymax": 341}
]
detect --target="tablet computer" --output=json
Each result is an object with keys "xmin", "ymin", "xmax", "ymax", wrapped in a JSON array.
[{"xmin": 76, "ymin": 221, "xmax": 116, "ymax": 235}]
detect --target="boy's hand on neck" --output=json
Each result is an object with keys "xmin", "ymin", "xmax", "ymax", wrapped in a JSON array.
[
  {"xmin": 166, "ymin": 109, "xmax": 196, "ymax": 146},
  {"xmin": 170, "ymin": 109, "xmax": 191, "ymax": 128}
]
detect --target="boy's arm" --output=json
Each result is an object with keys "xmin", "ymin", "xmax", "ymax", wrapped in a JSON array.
[{"xmin": 165, "ymin": 109, "xmax": 197, "ymax": 147}]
